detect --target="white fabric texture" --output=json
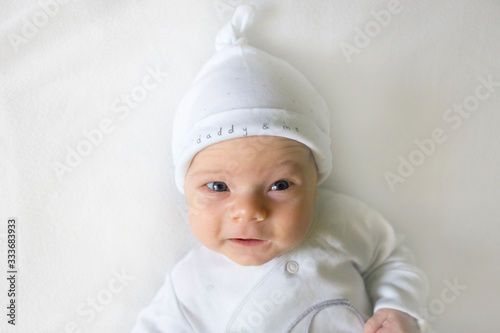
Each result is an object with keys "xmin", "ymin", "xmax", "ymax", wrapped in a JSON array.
[
  {"xmin": 1, "ymin": 1, "xmax": 499, "ymax": 332},
  {"xmin": 172, "ymin": 5, "xmax": 332, "ymax": 193},
  {"xmin": 132, "ymin": 189, "xmax": 429, "ymax": 333}
]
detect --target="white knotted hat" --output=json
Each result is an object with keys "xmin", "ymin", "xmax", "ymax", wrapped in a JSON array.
[{"xmin": 172, "ymin": 5, "xmax": 331, "ymax": 194}]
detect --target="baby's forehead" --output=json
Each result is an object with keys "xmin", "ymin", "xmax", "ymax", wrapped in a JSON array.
[
  {"xmin": 194, "ymin": 136, "xmax": 315, "ymax": 170},
  {"xmin": 187, "ymin": 136, "xmax": 319, "ymax": 181},
  {"xmin": 195, "ymin": 137, "xmax": 312, "ymax": 167}
]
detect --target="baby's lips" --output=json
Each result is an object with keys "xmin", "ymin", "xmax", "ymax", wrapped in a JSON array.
[{"xmin": 229, "ymin": 238, "xmax": 269, "ymax": 247}]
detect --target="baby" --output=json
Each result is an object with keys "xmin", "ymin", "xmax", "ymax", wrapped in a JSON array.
[{"xmin": 133, "ymin": 5, "xmax": 428, "ymax": 333}]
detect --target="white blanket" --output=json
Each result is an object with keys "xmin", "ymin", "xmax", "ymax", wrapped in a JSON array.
[{"xmin": 1, "ymin": 0, "xmax": 499, "ymax": 332}]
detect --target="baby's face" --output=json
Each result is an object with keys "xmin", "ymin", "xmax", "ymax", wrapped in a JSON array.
[{"xmin": 184, "ymin": 136, "xmax": 318, "ymax": 266}]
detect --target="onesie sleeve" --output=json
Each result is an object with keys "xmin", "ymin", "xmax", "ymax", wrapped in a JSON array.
[
  {"xmin": 318, "ymin": 190, "xmax": 430, "ymax": 331},
  {"xmin": 362, "ymin": 215, "xmax": 428, "ymax": 327},
  {"xmin": 355, "ymin": 205, "xmax": 428, "ymax": 330},
  {"xmin": 131, "ymin": 274, "xmax": 192, "ymax": 333}
]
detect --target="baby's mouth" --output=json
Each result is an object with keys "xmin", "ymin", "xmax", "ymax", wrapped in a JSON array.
[{"xmin": 229, "ymin": 238, "xmax": 269, "ymax": 247}]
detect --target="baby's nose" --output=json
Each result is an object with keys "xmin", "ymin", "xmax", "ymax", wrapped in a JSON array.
[{"xmin": 228, "ymin": 193, "xmax": 267, "ymax": 223}]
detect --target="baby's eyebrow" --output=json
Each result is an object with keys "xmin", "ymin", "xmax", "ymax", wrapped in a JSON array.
[
  {"xmin": 189, "ymin": 169, "xmax": 227, "ymax": 178},
  {"xmin": 273, "ymin": 159, "xmax": 303, "ymax": 170}
]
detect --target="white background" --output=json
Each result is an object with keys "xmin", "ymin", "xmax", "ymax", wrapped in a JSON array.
[{"xmin": 1, "ymin": 0, "xmax": 499, "ymax": 332}]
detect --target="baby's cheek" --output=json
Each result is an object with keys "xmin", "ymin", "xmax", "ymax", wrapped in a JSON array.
[
  {"xmin": 186, "ymin": 193, "xmax": 211, "ymax": 217},
  {"xmin": 188, "ymin": 200, "xmax": 221, "ymax": 233},
  {"xmin": 294, "ymin": 208, "xmax": 315, "ymax": 240},
  {"xmin": 277, "ymin": 210, "xmax": 309, "ymax": 242},
  {"xmin": 188, "ymin": 214, "xmax": 212, "ymax": 242},
  {"xmin": 292, "ymin": 224, "xmax": 312, "ymax": 245}
]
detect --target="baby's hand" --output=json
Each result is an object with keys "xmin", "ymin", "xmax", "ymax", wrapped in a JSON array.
[{"xmin": 363, "ymin": 308, "xmax": 419, "ymax": 333}]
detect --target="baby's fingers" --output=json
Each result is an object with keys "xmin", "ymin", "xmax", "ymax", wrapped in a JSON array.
[
  {"xmin": 363, "ymin": 310, "xmax": 386, "ymax": 333},
  {"xmin": 364, "ymin": 308, "xmax": 420, "ymax": 333}
]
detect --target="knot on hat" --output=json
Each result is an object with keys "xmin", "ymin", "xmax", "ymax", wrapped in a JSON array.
[{"xmin": 215, "ymin": 5, "xmax": 256, "ymax": 51}]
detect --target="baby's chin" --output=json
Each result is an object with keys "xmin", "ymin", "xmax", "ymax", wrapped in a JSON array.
[
  {"xmin": 222, "ymin": 247, "xmax": 288, "ymax": 266},
  {"xmin": 218, "ymin": 248, "xmax": 275, "ymax": 266},
  {"xmin": 227, "ymin": 255, "xmax": 276, "ymax": 266},
  {"xmin": 218, "ymin": 238, "xmax": 306, "ymax": 266}
]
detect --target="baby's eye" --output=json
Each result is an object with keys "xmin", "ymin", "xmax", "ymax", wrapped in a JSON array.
[
  {"xmin": 206, "ymin": 181, "xmax": 229, "ymax": 192},
  {"xmin": 270, "ymin": 180, "xmax": 290, "ymax": 191}
]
